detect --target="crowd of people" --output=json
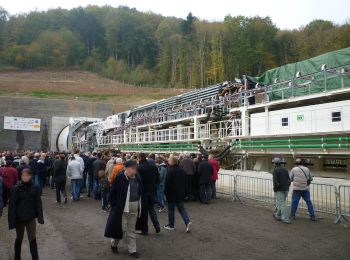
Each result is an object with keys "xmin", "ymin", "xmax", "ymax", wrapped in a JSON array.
[
  {"xmin": 0, "ymin": 149, "xmax": 318, "ymax": 259},
  {"xmin": 0, "ymin": 149, "xmax": 220, "ymax": 259}
]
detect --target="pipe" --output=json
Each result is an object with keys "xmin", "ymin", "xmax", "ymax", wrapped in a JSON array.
[
  {"xmin": 233, "ymin": 143, "xmax": 350, "ymax": 149},
  {"xmin": 233, "ymin": 137, "xmax": 350, "ymax": 145}
]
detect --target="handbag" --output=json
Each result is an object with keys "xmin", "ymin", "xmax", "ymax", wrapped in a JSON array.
[{"xmin": 299, "ymin": 167, "xmax": 311, "ymax": 186}]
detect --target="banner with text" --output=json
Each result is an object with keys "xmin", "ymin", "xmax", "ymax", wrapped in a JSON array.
[{"xmin": 4, "ymin": 116, "xmax": 41, "ymax": 131}]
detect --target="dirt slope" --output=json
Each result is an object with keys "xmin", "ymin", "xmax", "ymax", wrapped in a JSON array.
[{"xmin": 0, "ymin": 70, "xmax": 186, "ymax": 107}]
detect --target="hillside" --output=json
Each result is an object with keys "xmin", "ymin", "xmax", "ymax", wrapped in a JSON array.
[
  {"xmin": 0, "ymin": 70, "xmax": 186, "ymax": 110},
  {"xmin": 0, "ymin": 6, "xmax": 349, "ymax": 88}
]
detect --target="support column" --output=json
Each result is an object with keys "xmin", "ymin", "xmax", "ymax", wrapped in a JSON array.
[
  {"xmin": 346, "ymin": 159, "xmax": 350, "ymax": 180},
  {"xmin": 240, "ymin": 108, "xmax": 249, "ymax": 137},
  {"xmin": 194, "ymin": 116, "xmax": 199, "ymax": 140},
  {"xmin": 265, "ymin": 106, "xmax": 269, "ymax": 135}
]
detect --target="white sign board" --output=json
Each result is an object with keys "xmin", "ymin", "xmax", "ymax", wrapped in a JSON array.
[{"xmin": 4, "ymin": 116, "xmax": 41, "ymax": 131}]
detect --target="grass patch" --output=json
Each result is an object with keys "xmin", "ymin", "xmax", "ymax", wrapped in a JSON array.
[{"xmin": 30, "ymin": 91, "xmax": 120, "ymax": 101}]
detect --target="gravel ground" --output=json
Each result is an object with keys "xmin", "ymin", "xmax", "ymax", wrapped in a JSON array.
[{"xmin": 1, "ymin": 187, "xmax": 350, "ymax": 260}]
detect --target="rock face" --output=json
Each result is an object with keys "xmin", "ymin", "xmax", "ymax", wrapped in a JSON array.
[{"xmin": 0, "ymin": 96, "xmax": 116, "ymax": 151}]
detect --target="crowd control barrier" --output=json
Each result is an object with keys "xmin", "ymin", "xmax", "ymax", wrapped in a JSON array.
[
  {"xmin": 217, "ymin": 173, "xmax": 348, "ymax": 223},
  {"xmin": 337, "ymin": 185, "xmax": 350, "ymax": 222}
]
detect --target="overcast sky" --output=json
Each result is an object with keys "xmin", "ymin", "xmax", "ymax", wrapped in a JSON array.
[{"xmin": 1, "ymin": 0, "xmax": 350, "ymax": 29}]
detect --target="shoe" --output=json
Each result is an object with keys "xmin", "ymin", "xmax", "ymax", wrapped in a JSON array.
[
  {"xmin": 64, "ymin": 197, "xmax": 67, "ymax": 204},
  {"xmin": 55, "ymin": 200, "xmax": 61, "ymax": 204},
  {"xmin": 310, "ymin": 217, "xmax": 317, "ymax": 221},
  {"xmin": 155, "ymin": 226, "xmax": 161, "ymax": 233},
  {"xmin": 164, "ymin": 225, "xmax": 175, "ymax": 231},
  {"xmin": 111, "ymin": 246, "xmax": 118, "ymax": 254},
  {"xmin": 158, "ymin": 207, "xmax": 166, "ymax": 213},
  {"xmin": 186, "ymin": 222, "xmax": 192, "ymax": 233},
  {"xmin": 129, "ymin": 252, "xmax": 140, "ymax": 258},
  {"xmin": 273, "ymin": 214, "xmax": 281, "ymax": 221},
  {"xmin": 87, "ymin": 193, "xmax": 91, "ymax": 198},
  {"xmin": 70, "ymin": 196, "xmax": 73, "ymax": 200},
  {"xmin": 282, "ymin": 220, "xmax": 291, "ymax": 224},
  {"xmin": 290, "ymin": 215, "xmax": 296, "ymax": 220},
  {"xmin": 135, "ymin": 230, "xmax": 143, "ymax": 234}
]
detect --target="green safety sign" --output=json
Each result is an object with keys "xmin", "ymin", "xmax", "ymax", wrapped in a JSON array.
[{"xmin": 297, "ymin": 114, "xmax": 304, "ymax": 121}]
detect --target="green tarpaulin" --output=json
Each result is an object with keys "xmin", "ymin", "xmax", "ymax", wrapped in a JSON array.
[
  {"xmin": 249, "ymin": 47, "xmax": 350, "ymax": 100},
  {"xmin": 257, "ymin": 47, "xmax": 350, "ymax": 84}
]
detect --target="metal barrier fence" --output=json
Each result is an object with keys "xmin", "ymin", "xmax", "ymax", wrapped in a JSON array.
[
  {"xmin": 217, "ymin": 173, "xmax": 348, "ymax": 223},
  {"xmin": 216, "ymin": 174, "xmax": 235, "ymax": 197},
  {"xmin": 338, "ymin": 185, "xmax": 350, "ymax": 218}
]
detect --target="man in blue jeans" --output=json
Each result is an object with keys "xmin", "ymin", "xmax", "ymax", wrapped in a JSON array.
[
  {"xmin": 156, "ymin": 158, "xmax": 167, "ymax": 212},
  {"xmin": 66, "ymin": 156, "xmax": 83, "ymax": 201},
  {"xmin": 164, "ymin": 156, "xmax": 191, "ymax": 233},
  {"xmin": 290, "ymin": 158, "xmax": 316, "ymax": 221}
]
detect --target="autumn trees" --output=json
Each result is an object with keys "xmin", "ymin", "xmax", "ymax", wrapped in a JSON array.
[{"xmin": 0, "ymin": 5, "xmax": 349, "ymax": 88}]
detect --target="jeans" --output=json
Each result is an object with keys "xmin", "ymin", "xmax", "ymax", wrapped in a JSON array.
[
  {"xmin": 136, "ymin": 192, "xmax": 160, "ymax": 233},
  {"xmin": 199, "ymin": 183, "xmax": 211, "ymax": 204},
  {"xmin": 34, "ymin": 175, "xmax": 42, "ymax": 195},
  {"xmin": 93, "ymin": 176, "xmax": 100, "ymax": 200},
  {"xmin": 167, "ymin": 201, "xmax": 190, "ymax": 228},
  {"xmin": 87, "ymin": 174, "xmax": 94, "ymax": 195},
  {"xmin": 71, "ymin": 179, "xmax": 81, "ymax": 201},
  {"xmin": 156, "ymin": 185, "xmax": 165, "ymax": 208},
  {"xmin": 291, "ymin": 190, "xmax": 315, "ymax": 218},
  {"xmin": 211, "ymin": 180, "xmax": 217, "ymax": 199},
  {"xmin": 274, "ymin": 191, "xmax": 289, "ymax": 221}
]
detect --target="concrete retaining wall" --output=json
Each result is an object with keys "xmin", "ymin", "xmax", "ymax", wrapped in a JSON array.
[{"xmin": 0, "ymin": 96, "xmax": 117, "ymax": 151}]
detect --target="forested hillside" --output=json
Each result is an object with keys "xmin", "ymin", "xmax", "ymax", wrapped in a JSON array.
[{"xmin": 0, "ymin": 5, "xmax": 349, "ymax": 88}]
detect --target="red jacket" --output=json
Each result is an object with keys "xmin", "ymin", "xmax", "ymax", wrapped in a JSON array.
[
  {"xmin": 209, "ymin": 159, "xmax": 220, "ymax": 181},
  {"xmin": 0, "ymin": 166, "xmax": 19, "ymax": 188}
]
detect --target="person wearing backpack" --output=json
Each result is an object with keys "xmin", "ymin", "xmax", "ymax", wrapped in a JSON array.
[{"xmin": 290, "ymin": 158, "xmax": 316, "ymax": 221}]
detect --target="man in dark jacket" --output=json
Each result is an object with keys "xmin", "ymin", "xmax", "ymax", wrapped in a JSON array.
[
  {"xmin": 92, "ymin": 153, "xmax": 105, "ymax": 200},
  {"xmin": 198, "ymin": 156, "xmax": 213, "ymax": 204},
  {"xmin": 86, "ymin": 152, "xmax": 97, "ymax": 197},
  {"xmin": 29, "ymin": 154, "xmax": 39, "ymax": 187},
  {"xmin": 164, "ymin": 156, "xmax": 191, "ymax": 233},
  {"xmin": 272, "ymin": 158, "xmax": 291, "ymax": 224},
  {"xmin": 105, "ymin": 160, "xmax": 143, "ymax": 258},
  {"xmin": 179, "ymin": 153, "xmax": 196, "ymax": 200},
  {"xmin": 52, "ymin": 154, "xmax": 68, "ymax": 204},
  {"xmin": 135, "ymin": 153, "xmax": 160, "ymax": 234}
]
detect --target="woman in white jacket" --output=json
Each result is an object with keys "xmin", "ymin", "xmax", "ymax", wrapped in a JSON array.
[{"xmin": 66, "ymin": 157, "xmax": 83, "ymax": 201}]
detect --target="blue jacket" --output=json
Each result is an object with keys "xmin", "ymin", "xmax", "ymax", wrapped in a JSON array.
[{"xmin": 0, "ymin": 176, "xmax": 3, "ymax": 217}]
